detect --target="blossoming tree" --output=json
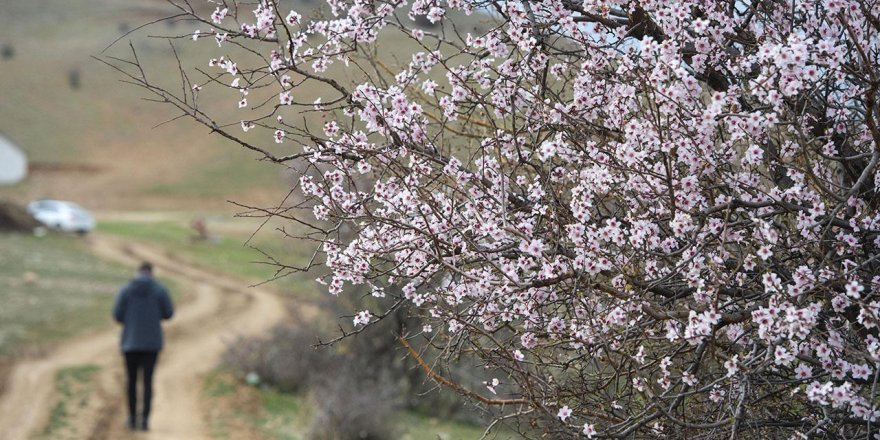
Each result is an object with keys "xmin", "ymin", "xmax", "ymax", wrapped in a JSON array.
[{"xmin": 109, "ymin": 0, "xmax": 880, "ymax": 437}]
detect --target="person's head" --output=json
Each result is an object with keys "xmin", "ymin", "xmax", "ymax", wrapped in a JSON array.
[{"xmin": 138, "ymin": 261, "xmax": 153, "ymax": 277}]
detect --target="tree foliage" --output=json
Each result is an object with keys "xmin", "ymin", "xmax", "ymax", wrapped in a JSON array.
[{"xmin": 108, "ymin": 0, "xmax": 880, "ymax": 437}]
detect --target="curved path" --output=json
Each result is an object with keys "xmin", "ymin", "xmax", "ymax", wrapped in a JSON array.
[{"xmin": 0, "ymin": 234, "xmax": 288, "ymax": 440}]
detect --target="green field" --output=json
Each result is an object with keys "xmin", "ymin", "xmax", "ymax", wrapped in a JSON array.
[
  {"xmin": 0, "ymin": 233, "xmax": 127, "ymax": 355},
  {"xmin": 97, "ymin": 218, "xmax": 323, "ymax": 293}
]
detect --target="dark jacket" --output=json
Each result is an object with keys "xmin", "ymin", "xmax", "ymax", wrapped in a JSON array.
[{"xmin": 112, "ymin": 275, "xmax": 174, "ymax": 352}]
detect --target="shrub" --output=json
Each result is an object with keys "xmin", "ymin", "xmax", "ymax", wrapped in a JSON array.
[
  {"xmin": 306, "ymin": 362, "xmax": 398, "ymax": 440},
  {"xmin": 222, "ymin": 325, "xmax": 326, "ymax": 394},
  {"xmin": 0, "ymin": 44, "xmax": 13, "ymax": 60},
  {"xmin": 223, "ymin": 323, "xmax": 401, "ymax": 439},
  {"xmin": 0, "ymin": 201, "xmax": 40, "ymax": 233},
  {"xmin": 67, "ymin": 69, "xmax": 80, "ymax": 90}
]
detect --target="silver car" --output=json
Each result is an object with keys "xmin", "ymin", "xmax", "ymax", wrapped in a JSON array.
[{"xmin": 27, "ymin": 200, "xmax": 96, "ymax": 234}]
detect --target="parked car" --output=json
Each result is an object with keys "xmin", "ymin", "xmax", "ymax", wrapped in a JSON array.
[{"xmin": 27, "ymin": 200, "xmax": 95, "ymax": 234}]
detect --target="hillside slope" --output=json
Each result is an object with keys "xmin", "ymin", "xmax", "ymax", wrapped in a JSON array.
[{"xmin": 0, "ymin": 0, "xmax": 285, "ymax": 209}]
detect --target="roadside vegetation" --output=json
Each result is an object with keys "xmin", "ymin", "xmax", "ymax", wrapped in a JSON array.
[
  {"xmin": 202, "ymin": 370, "xmax": 501, "ymax": 440},
  {"xmin": 38, "ymin": 364, "xmax": 102, "ymax": 440}
]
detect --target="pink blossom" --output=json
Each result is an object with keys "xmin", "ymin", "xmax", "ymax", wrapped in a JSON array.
[
  {"xmin": 279, "ymin": 91, "xmax": 293, "ymax": 106},
  {"xmin": 285, "ymin": 10, "xmax": 301, "ymax": 26},
  {"xmin": 846, "ymin": 280, "xmax": 864, "ymax": 299},
  {"xmin": 426, "ymin": 7, "xmax": 444, "ymax": 23},
  {"xmin": 851, "ymin": 364, "xmax": 872, "ymax": 381},
  {"xmin": 484, "ymin": 378, "xmax": 500, "ymax": 394},
  {"xmin": 795, "ymin": 364, "xmax": 812, "ymax": 380},
  {"xmin": 135, "ymin": 1, "xmax": 880, "ymax": 436},
  {"xmin": 757, "ymin": 246, "xmax": 773, "ymax": 261},
  {"xmin": 774, "ymin": 346, "xmax": 794, "ymax": 366},
  {"xmin": 520, "ymin": 332, "xmax": 537, "ymax": 349},
  {"xmin": 725, "ymin": 356, "xmax": 739, "ymax": 377},
  {"xmin": 353, "ymin": 310, "xmax": 371, "ymax": 326},
  {"xmin": 519, "ymin": 238, "xmax": 544, "ymax": 258},
  {"xmin": 557, "ymin": 405, "xmax": 572, "ymax": 422},
  {"xmin": 211, "ymin": 7, "xmax": 228, "ymax": 24},
  {"xmin": 582, "ymin": 423, "xmax": 596, "ymax": 438}
]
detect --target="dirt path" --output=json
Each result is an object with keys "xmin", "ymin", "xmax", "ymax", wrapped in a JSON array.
[{"xmin": 0, "ymin": 233, "xmax": 288, "ymax": 440}]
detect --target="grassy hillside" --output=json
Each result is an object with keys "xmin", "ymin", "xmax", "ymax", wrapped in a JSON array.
[{"xmin": 0, "ymin": 0, "xmax": 286, "ymax": 209}]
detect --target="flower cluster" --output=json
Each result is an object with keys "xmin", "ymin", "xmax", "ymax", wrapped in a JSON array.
[{"xmin": 127, "ymin": 0, "xmax": 880, "ymax": 437}]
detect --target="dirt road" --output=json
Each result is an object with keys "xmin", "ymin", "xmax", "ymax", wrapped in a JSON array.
[{"xmin": 0, "ymin": 234, "xmax": 288, "ymax": 440}]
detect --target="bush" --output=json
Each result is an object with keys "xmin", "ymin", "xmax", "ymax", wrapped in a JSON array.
[
  {"xmin": 306, "ymin": 363, "xmax": 398, "ymax": 440},
  {"xmin": 0, "ymin": 44, "xmax": 13, "ymax": 60},
  {"xmin": 68, "ymin": 69, "xmax": 80, "ymax": 90},
  {"xmin": 223, "ymin": 323, "xmax": 399, "ymax": 439},
  {"xmin": 221, "ymin": 306, "xmax": 495, "ymax": 434},
  {"xmin": 0, "ymin": 201, "xmax": 40, "ymax": 233},
  {"xmin": 222, "ymin": 325, "xmax": 327, "ymax": 393}
]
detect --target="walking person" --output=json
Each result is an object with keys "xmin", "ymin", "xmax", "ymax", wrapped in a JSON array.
[{"xmin": 112, "ymin": 261, "xmax": 174, "ymax": 431}]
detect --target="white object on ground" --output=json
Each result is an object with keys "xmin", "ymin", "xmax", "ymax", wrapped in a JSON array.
[{"xmin": 0, "ymin": 133, "xmax": 27, "ymax": 185}]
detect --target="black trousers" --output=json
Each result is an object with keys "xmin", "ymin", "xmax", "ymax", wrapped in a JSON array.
[{"xmin": 124, "ymin": 351, "xmax": 158, "ymax": 421}]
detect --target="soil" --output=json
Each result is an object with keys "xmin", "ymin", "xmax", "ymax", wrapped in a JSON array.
[{"xmin": 0, "ymin": 233, "xmax": 287, "ymax": 440}]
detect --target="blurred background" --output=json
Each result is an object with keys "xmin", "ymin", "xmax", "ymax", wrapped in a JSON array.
[
  {"xmin": 0, "ymin": 0, "xmax": 287, "ymax": 210},
  {"xmin": 0, "ymin": 1, "xmax": 510, "ymax": 438}
]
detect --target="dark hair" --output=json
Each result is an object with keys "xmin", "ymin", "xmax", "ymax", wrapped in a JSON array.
[{"xmin": 138, "ymin": 262, "xmax": 153, "ymax": 274}]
